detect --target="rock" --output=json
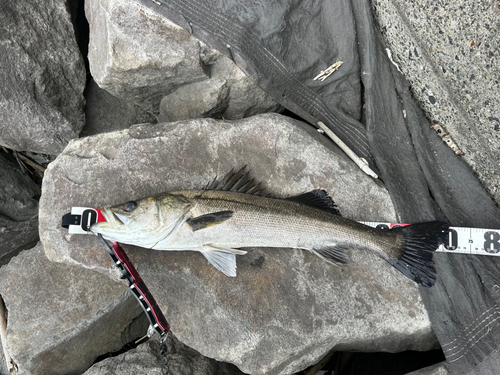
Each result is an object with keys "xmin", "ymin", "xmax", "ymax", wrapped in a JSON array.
[
  {"xmin": 0, "ymin": 216, "xmax": 38, "ymax": 266},
  {"xmin": 158, "ymin": 78, "xmax": 229, "ymax": 122},
  {"xmin": 83, "ymin": 334, "xmax": 244, "ymax": 375},
  {"xmin": 407, "ymin": 362, "xmax": 448, "ymax": 375},
  {"xmin": 207, "ymin": 51, "xmax": 283, "ymax": 119},
  {"xmin": 0, "ymin": 244, "xmax": 144, "ymax": 375},
  {"xmin": 0, "ymin": 339, "xmax": 9, "ymax": 375},
  {"xmin": 0, "ymin": 1, "xmax": 86, "ymax": 155},
  {"xmin": 0, "ymin": 154, "xmax": 40, "ymax": 222},
  {"xmin": 81, "ymin": 79, "xmax": 157, "ymax": 137},
  {"xmin": 0, "ymin": 154, "xmax": 40, "ymax": 263},
  {"xmin": 86, "ymin": 0, "xmax": 207, "ymax": 113},
  {"xmin": 85, "ymin": 0, "xmax": 280, "ymax": 118},
  {"xmin": 372, "ymin": 0, "xmax": 500, "ymax": 205},
  {"xmin": 38, "ymin": 113, "xmax": 436, "ymax": 374}
]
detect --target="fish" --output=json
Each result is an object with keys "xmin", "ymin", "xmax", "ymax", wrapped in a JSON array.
[{"xmin": 91, "ymin": 167, "xmax": 449, "ymax": 287}]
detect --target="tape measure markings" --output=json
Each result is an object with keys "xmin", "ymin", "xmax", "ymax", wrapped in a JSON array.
[{"xmin": 361, "ymin": 222, "xmax": 500, "ymax": 256}]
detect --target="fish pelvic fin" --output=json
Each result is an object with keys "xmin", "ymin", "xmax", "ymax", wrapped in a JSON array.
[
  {"xmin": 201, "ymin": 245, "xmax": 248, "ymax": 277},
  {"xmin": 311, "ymin": 245, "xmax": 349, "ymax": 265},
  {"xmin": 387, "ymin": 221, "xmax": 449, "ymax": 287}
]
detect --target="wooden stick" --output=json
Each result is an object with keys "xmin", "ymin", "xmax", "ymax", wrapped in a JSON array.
[
  {"xmin": 17, "ymin": 154, "xmax": 46, "ymax": 175},
  {"xmin": 317, "ymin": 121, "xmax": 378, "ymax": 179}
]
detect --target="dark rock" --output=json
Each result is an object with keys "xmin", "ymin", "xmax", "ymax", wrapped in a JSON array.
[
  {"xmin": 0, "ymin": 244, "xmax": 144, "ymax": 375},
  {"xmin": 0, "ymin": 154, "xmax": 40, "ymax": 222},
  {"xmin": 81, "ymin": 79, "xmax": 157, "ymax": 137},
  {"xmin": 0, "ymin": 215, "xmax": 38, "ymax": 266},
  {"xmin": 0, "ymin": 1, "xmax": 86, "ymax": 154},
  {"xmin": 0, "ymin": 154, "xmax": 40, "ymax": 263},
  {"xmin": 83, "ymin": 334, "xmax": 244, "ymax": 375}
]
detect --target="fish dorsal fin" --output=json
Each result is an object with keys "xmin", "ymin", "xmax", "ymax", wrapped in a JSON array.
[
  {"xmin": 286, "ymin": 190, "xmax": 341, "ymax": 216},
  {"xmin": 186, "ymin": 211, "xmax": 234, "ymax": 231},
  {"xmin": 205, "ymin": 166, "xmax": 266, "ymax": 196}
]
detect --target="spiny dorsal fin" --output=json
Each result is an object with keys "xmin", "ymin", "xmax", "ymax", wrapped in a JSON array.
[
  {"xmin": 186, "ymin": 211, "xmax": 233, "ymax": 231},
  {"xmin": 286, "ymin": 190, "xmax": 341, "ymax": 216},
  {"xmin": 205, "ymin": 166, "xmax": 266, "ymax": 196}
]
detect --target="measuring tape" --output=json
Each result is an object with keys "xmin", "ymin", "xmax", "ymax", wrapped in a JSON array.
[
  {"xmin": 62, "ymin": 208, "xmax": 500, "ymax": 256},
  {"xmin": 361, "ymin": 222, "xmax": 500, "ymax": 256}
]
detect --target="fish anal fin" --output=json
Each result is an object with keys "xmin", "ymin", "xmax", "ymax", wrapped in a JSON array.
[
  {"xmin": 312, "ymin": 245, "xmax": 349, "ymax": 265},
  {"xmin": 201, "ymin": 245, "xmax": 247, "ymax": 277},
  {"xmin": 186, "ymin": 211, "xmax": 233, "ymax": 231},
  {"xmin": 287, "ymin": 190, "xmax": 341, "ymax": 216}
]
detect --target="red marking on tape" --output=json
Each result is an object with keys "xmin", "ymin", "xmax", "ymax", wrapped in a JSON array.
[
  {"xmin": 389, "ymin": 223, "xmax": 410, "ymax": 228},
  {"xmin": 95, "ymin": 208, "xmax": 106, "ymax": 223}
]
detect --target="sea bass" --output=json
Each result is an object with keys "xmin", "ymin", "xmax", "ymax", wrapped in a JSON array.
[{"xmin": 91, "ymin": 168, "xmax": 449, "ymax": 286}]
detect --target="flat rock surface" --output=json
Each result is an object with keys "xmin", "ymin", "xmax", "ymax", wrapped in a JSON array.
[
  {"xmin": 0, "ymin": 1, "xmax": 86, "ymax": 154},
  {"xmin": 0, "ymin": 244, "xmax": 143, "ymax": 375},
  {"xmin": 39, "ymin": 113, "xmax": 436, "ymax": 375},
  {"xmin": 372, "ymin": 0, "xmax": 500, "ymax": 205}
]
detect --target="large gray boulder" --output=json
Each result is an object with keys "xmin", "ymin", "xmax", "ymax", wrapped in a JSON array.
[
  {"xmin": 83, "ymin": 334, "xmax": 244, "ymax": 375},
  {"xmin": 0, "ymin": 1, "xmax": 86, "ymax": 155},
  {"xmin": 38, "ymin": 113, "xmax": 436, "ymax": 375},
  {"xmin": 372, "ymin": 0, "xmax": 500, "ymax": 205},
  {"xmin": 85, "ymin": 0, "xmax": 280, "ymax": 118},
  {"xmin": 0, "ymin": 244, "xmax": 144, "ymax": 375}
]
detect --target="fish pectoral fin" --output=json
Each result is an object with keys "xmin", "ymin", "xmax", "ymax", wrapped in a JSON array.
[
  {"xmin": 311, "ymin": 246, "xmax": 349, "ymax": 265},
  {"xmin": 201, "ymin": 247, "xmax": 246, "ymax": 277},
  {"xmin": 186, "ymin": 211, "xmax": 234, "ymax": 231}
]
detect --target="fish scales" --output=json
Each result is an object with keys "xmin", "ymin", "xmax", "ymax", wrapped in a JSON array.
[
  {"xmin": 166, "ymin": 190, "xmax": 398, "ymax": 257},
  {"xmin": 91, "ymin": 169, "xmax": 449, "ymax": 286}
]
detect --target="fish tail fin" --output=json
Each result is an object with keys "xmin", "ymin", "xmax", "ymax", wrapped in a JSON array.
[{"xmin": 387, "ymin": 221, "xmax": 449, "ymax": 287}]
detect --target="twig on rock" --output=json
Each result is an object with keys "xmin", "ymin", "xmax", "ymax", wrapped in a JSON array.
[
  {"xmin": 0, "ymin": 295, "xmax": 17, "ymax": 374},
  {"xmin": 317, "ymin": 121, "xmax": 378, "ymax": 179},
  {"xmin": 17, "ymin": 153, "xmax": 46, "ymax": 175},
  {"xmin": 12, "ymin": 151, "xmax": 29, "ymax": 174}
]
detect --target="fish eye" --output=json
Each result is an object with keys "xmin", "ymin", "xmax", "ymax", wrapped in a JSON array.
[{"xmin": 123, "ymin": 201, "xmax": 138, "ymax": 212}]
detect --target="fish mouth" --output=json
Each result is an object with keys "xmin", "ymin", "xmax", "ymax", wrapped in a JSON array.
[{"xmin": 102, "ymin": 209, "xmax": 131, "ymax": 226}]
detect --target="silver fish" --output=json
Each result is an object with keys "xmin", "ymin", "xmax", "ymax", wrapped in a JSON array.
[{"xmin": 91, "ymin": 168, "xmax": 449, "ymax": 286}]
